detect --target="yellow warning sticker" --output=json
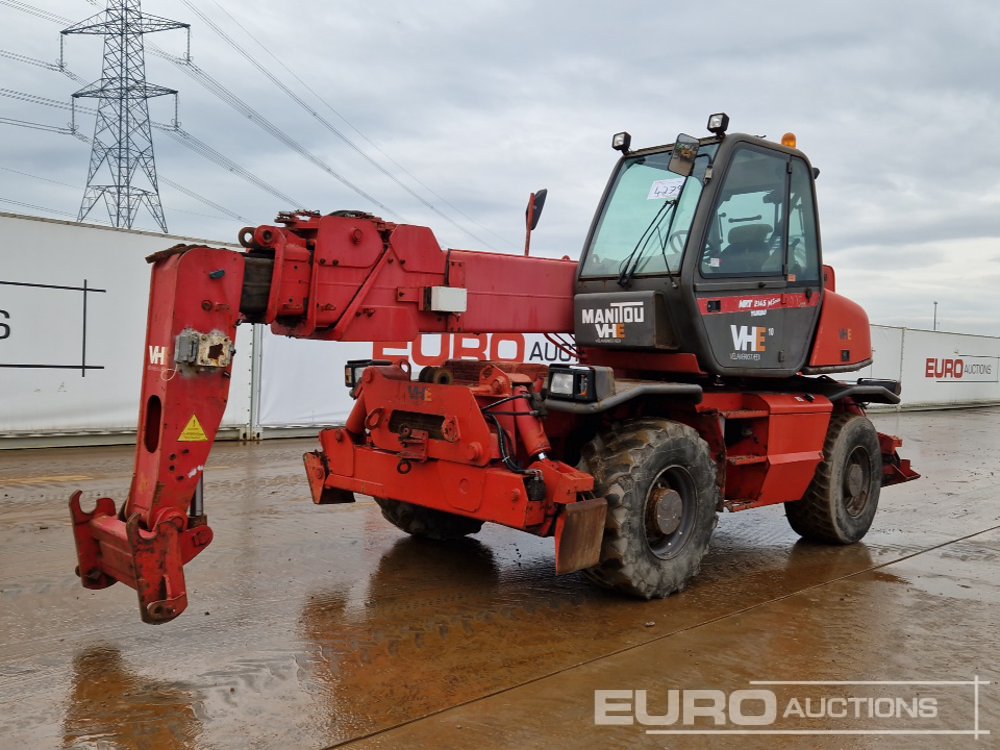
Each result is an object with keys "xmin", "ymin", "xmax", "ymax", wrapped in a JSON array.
[{"xmin": 178, "ymin": 414, "xmax": 209, "ymax": 442}]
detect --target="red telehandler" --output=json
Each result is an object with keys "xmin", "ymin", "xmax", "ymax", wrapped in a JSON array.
[{"xmin": 69, "ymin": 115, "xmax": 918, "ymax": 623}]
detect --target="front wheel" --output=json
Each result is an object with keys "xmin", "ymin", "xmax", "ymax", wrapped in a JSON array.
[
  {"xmin": 580, "ymin": 419, "xmax": 719, "ymax": 599},
  {"xmin": 785, "ymin": 413, "xmax": 882, "ymax": 544}
]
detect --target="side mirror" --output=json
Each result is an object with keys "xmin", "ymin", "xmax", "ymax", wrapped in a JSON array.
[
  {"xmin": 523, "ymin": 188, "xmax": 547, "ymax": 256},
  {"xmin": 667, "ymin": 133, "xmax": 700, "ymax": 177},
  {"xmin": 525, "ymin": 188, "xmax": 547, "ymax": 230}
]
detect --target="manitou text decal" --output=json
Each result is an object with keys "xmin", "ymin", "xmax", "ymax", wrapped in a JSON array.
[
  {"xmin": 581, "ymin": 301, "xmax": 645, "ymax": 341},
  {"xmin": 730, "ymin": 325, "xmax": 772, "ymax": 361}
]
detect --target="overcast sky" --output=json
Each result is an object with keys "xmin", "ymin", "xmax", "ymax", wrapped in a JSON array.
[{"xmin": 2, "ymin": 0, "xmax": 999, "ymax": 334}]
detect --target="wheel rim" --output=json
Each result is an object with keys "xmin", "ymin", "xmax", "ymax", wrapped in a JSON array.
[
  {"xmin": 842, "ymin": 446, "xmax": 872, "ymax": 517},
  {"xmin": 643, "ymin": 465, "xmax": 697, "ymax": 559}
]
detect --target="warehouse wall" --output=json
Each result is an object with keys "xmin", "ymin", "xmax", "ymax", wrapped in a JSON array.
[
  {"xmin": 258, "ymin": 333, "xmax": 575, "ymax": 428},
  {"xmin": 0, "ymin": 213, "xmax": 252, "ymax": 444},
  {"xmin": 2, "ymin": 213, "xmax": 997, "ymax": 446},
  {"xmin": 861, "ymin": 325, "xmax": 1000, "ymax": 408}
]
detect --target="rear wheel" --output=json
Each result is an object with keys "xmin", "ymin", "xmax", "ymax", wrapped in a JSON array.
[
  {"xmin": 785, "ymin": 413, "xmax": 882, "ymax": 544},
  {"xmin": 374, "ymin": 498, "xmax": 483, "ymax": 541},
  {"xmin": 581, "ymin": 419, "xmax": 719, "ymax": 598}
]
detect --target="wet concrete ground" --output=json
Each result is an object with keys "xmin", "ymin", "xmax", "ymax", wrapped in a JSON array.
[{"xmin": 1, "ymin": 407, "xmax": 998, "ymax": 749}]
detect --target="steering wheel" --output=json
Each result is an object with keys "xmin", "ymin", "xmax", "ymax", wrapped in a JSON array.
[
  {"xmin": 587, "ymin": 253, "xmax": 617, "ymax": 274},
  {"xmin": 668, "ymin": 230, "xmax": 689, "ymax": 253}
]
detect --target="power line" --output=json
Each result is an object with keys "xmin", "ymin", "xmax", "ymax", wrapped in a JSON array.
[
  {"xmin": 2, "ymin": 159, "xmax": 250, "ymax": 226},
  {"xmin": 0, "ymin": 46, "xmax": 85, "ymax": 83},
  {"xmin": 158, "ymin": 176, "xmax": 252, "ymax": 223},
  {"xmin": 0, "ymin": 189, "xmax": 229, "ymax": 226},
  {"xmin": 2, "ymin": 160, "xmax": 251, "ymax": 225},
  {"xmin": 0, "ymin": 48, "xmax": 57, "ymax": 70},
  {"xmin": 1, "ymin": 119, "xmax": 256, "ymax": 225},
  {"xmin": 148, "ymin": 46, "xmax": 400, "ymax": 218},
  {"xmin": 186, "ymin": 0, "xmax": 507, "ymax": 251},
  {"xmin": 0, "ymin": 0, "xmax": 69, "ymax": 24},
  {"xmin": 0, "ymin": 195, "xmax": 107, "ymax": 222},
  {"xmin": 0, "ymin": 164, "xmax": 77, "ymax": 187},
  {"xmin": 154, "ymin": 124, "xmax": 303, "ymax": 207},
  {"xmin": 3, "ymin": 0, "xmax": 348, "ymax": 216},
  {"xmin": 0, "ymin": 45, "xmax": 83, "ymax": 82},
  {"xmin": 204, "ymin": 0, "xmax": 516, "ymax": 250},
  {"xmin": 1, "ymin": 86, "xmax": 80, "ymax": 111},
  {"xmin": 0, "ymin": 115, "xmax": 76, "ymax": 136},
  {"xmin": 0, "ymin": 87, "xmax": 303, "ymax": 208},
  {"xmin": 3, "ymin": 0, "xmax": 510, "ymax": 243}
]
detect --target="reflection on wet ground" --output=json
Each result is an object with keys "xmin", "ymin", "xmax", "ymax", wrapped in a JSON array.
[
  {"xmin": 62, "ymin": 647, "xmax": 202, "ymax": 750},
  {"xmin": 1, "ymin": 408, "xmax": 999, "ymax": 748}
]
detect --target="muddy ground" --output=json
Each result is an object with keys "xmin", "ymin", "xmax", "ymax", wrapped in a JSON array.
[{"xmin": 1, "ymin": 407, "xmax": 998, "ymax": 749}]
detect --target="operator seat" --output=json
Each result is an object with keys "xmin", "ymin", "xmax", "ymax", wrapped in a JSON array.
[{"xmin": 721, "ymin": 224, "xmax": 772, "ymax": 273}]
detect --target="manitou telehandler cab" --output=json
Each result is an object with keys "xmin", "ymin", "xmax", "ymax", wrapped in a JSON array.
[{"xmin": 69, "ymin": 113, "xmax": 918, "ymax": 623}]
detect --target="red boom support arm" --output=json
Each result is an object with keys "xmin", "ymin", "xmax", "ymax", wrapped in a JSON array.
[{"xmin": 69, "ymin": 212, "xmax": 589, "ymax": 623}]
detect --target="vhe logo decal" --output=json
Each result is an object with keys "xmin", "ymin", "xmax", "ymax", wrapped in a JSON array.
[
  {"xmin": 407, "ymin": 384, "xmax": 433, "ymax": 402},
  {"xmin": 148, "ymin": 345, "xmax": 167, "ymax": 365},
  {"xmin": 581, "ymin": 301, "xmax": 645, "ymax": 341},
  {"xmin": 730, "ymin": 325, "xmax": 772, "ymax": 361}
]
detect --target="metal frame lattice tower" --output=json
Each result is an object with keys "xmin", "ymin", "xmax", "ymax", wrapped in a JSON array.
[{"xmin": 62, "ymin": 1, "xmax": 188, "ymax": 232}]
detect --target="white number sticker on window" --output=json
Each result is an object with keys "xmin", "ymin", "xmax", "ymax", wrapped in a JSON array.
[{"xmin": 647, "ymin": 178, "xmax": 685, "ymax": 201}]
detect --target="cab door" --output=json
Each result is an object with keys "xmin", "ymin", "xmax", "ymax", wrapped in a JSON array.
[{"xmin": 688, "ymin": 142, "xmax": 823, "ymax": 377}]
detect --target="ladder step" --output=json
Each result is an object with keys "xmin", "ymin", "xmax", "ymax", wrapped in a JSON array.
[
  {"xmin": 720, "ymin": 409, "xmax": 769, "ymax": 419},
  {"xmin": 726, "ymin": 454, "xmax": 768, "ymax": 466}
]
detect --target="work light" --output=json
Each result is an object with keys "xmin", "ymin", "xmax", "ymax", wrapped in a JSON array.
[
  {"xmin": 344, "ymin": 359, "xmax": 390, "ymax": 389},
  {"xmin": 545, "ymin": 365, "xmax": 616, "ymax": 403},
  {"xmin": 707, "ymin": 112, "xmax": 730, "ymax": 135},
  {"xmin": 611, "ymin": 131, "xmax": 631, "ymax": 152}
]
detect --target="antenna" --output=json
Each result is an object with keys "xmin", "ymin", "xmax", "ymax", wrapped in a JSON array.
[{"xmin": 62, "ymin": 1, "xmax": 189, "ymax": 231}]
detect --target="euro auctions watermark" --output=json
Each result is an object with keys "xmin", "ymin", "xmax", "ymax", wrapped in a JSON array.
[{"xmin": 594, "ymin": 677, "xmax": 991, "ymax": 738}]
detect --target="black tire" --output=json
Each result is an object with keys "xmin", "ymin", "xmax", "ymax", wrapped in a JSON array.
[
  {"xmin": 374, "ymin": 498, "xmax": 483, "ymax": 541},
  {"xmin": 580, "ymin": 419, "xmax": 719, "ymax": 599},
  {"xmin": 785, "ymin": 413, "xmax": 881, "ymax": 544}
]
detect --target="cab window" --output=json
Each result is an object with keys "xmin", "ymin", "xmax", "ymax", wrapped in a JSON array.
[
  {"xmin": 787, "ymin": 158, "xmax": 820, "ymax": 283},
  {"xmin": 701, "ymin": 147, "xmax": 787, "ymax": 277},
  {"xmin": 580, "ymin": 147, "xmax": 715, "ymax": 278}
]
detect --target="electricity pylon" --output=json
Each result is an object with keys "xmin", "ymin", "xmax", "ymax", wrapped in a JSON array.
[{"xmin": 63, "ymin": 1, "xmax": 188, "ymax": 231}]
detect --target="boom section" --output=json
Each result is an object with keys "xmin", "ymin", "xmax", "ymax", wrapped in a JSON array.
[
  {"xmin": 68, "ymin": 213, "xmax": 580, "ymax": 622},
  {"xmin": 240, "ymin": 211, "xmax": 576, "ymax": 339}
]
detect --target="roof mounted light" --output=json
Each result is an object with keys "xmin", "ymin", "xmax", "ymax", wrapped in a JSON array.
[
  {"xmin": 706, "ymin": 112, "xmax": 730, "ymax": 135},
  {"xmin": 781, "ymin": 132, "xmax": 797, "ymax": 149},
  {"xmin": 611, "ymin": 131, "xmax": 631, "ymax": 153}
]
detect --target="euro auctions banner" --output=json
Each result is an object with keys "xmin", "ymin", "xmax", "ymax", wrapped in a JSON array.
[
  {"xmin": 258, "ymin": 332, "xmax": 577, "ymax": 428},
  {"xmin": 897, "ymin": 328, "xmax": 1000, "ymax": 406},
  {"xmin": 923, "ymin": 355, "xmax": 997, "ymax": 383},
  {"xmin": 862, "ymin": 326, "xmax": 1000, "ymax": 408}
]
